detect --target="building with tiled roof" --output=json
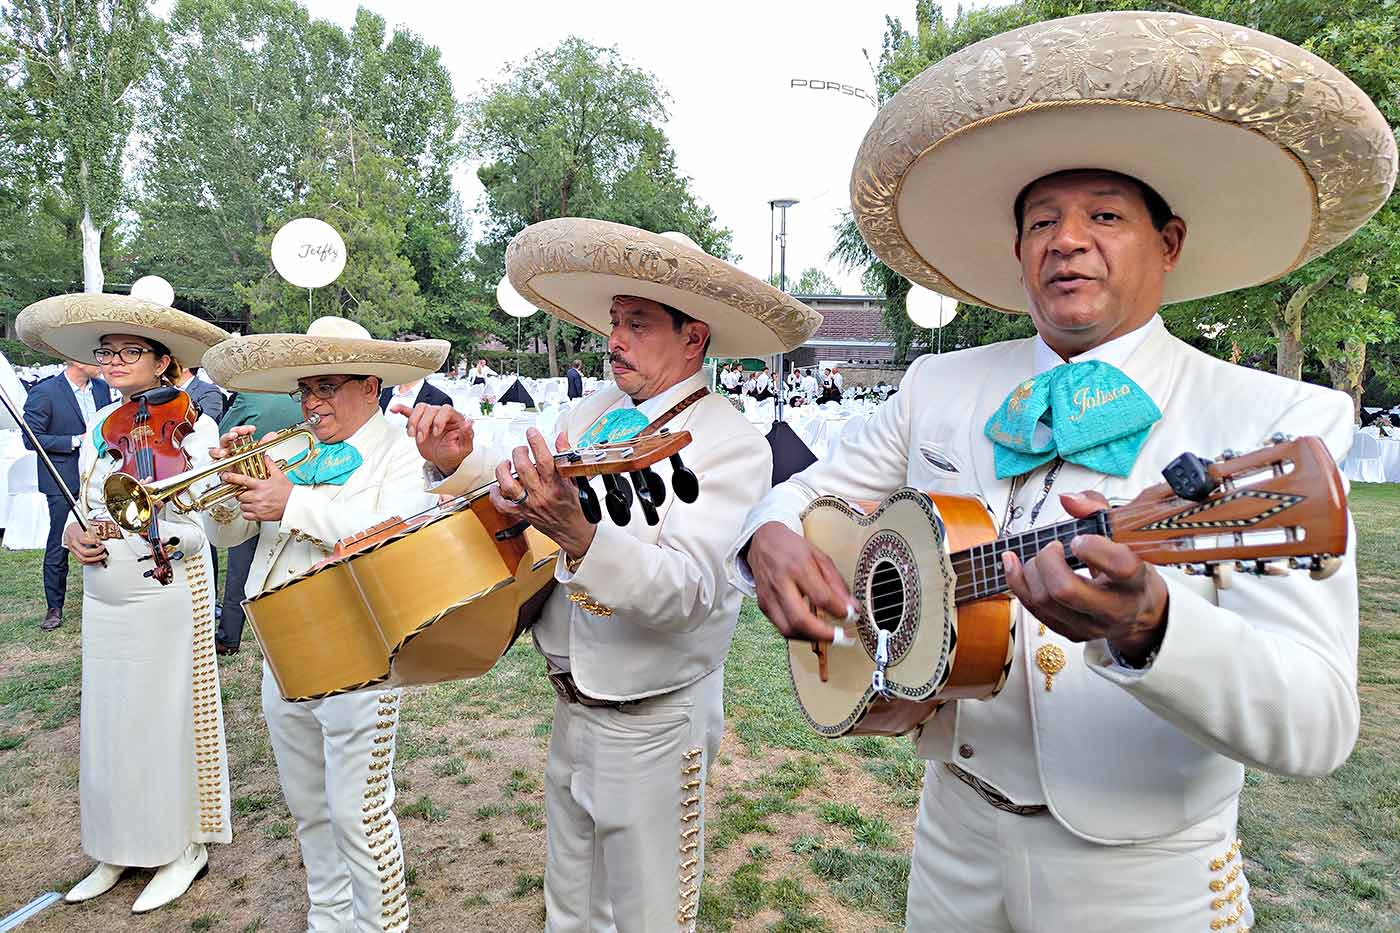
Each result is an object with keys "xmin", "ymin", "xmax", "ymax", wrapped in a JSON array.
[{"xmin": 785, "ymin": 294, "xmax": 900, "ymax": 367}]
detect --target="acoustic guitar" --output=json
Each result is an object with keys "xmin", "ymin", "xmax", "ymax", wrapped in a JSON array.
[
  {"xmin": 791, "ymin": 436, "xmax": 1348, "ymax": 737},
  {"xmin": 248, "ymin": 431, "xmax": 698, "ymax": 701}
]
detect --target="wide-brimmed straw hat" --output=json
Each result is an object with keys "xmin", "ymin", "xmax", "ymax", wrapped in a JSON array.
[
  {"xmin": 505, "ymin": 219, "xmax": 822, "ymax": 357},
  {"xmin": 202, "ymin": 316, "xmax": 449, "ymax": 392},
  {"xmin": 16, "ymin": 293, "xmax": 230, "ymax": 366},
  {"xmin": 850, "ymin": 10, "xmax": 1398, "ymax": 313}
]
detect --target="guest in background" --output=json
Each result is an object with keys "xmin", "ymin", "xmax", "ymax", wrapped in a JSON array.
[
  {"xmin": 21, "ymin": 359, "xmax": 110, "ymax": 630},
  {"xmin": 173, "ymin": 361, "xmax": 227, "ymax": 422},
  {"xmin": 566, "ymin": 359, "xmax": 584, "ymax": 399},
  {"xmin": 800, "ymin": 368, "xmax": 818, "ymax": 400},
  {"xmin": 213, "ymin": 388, "xmax": 304, "ymax": 654},
  {"xmin": 471, "ymin": 358, "xmax": 496, "ymax": 386},
  {"xmin": 379, "ymin": 376, "xmax": 452, "ymax": 429}
]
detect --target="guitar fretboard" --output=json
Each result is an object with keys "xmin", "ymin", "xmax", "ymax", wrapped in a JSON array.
[{"xmin": 948, "ymin": 512, "xmax": 1109, "ymax": 603}]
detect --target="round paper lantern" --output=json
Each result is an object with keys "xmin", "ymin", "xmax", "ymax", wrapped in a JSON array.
[
  {"xmin": 271, "ymin": 217, "xmax": 347, "ymax": 288},
  {"xmin": 906, "ymin": 285, "xmax": 959, "ymax": 328},
  {"xmin": 129, "ymin": 275, "xmax": 175, "ymax": 306},
  {"xmin": 496, "ymin": 275, "xmax": 539, "ymax": 319}
]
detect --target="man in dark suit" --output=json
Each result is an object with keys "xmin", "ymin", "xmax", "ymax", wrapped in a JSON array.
[
  {"xmin": 175, "ymin": 363, "xmax": 227, "ymax": 422},
  {"xmin": 214, "ymin": 389, "xmax": 304, "ymax": 653},
  {"xmin": 378, "ymin": 377, "xmax": 452, "ymax": 413},
  {"xmin": 566, "ymin": 359, "xmax": 584, "ymax": 399},
  {"xmin": 21, "ymin": 360, "xmax": 111, "ymax": 630}
]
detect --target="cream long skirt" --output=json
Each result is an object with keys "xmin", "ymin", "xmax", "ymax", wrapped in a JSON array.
[{"xmin": 78, "ymin": 524, "xmax": 232, "ymax": 867}]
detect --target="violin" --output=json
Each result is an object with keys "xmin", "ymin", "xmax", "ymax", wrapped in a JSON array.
[{"xmin": 100, "ymin": 386, "xmax": 198, "ymax": 585}]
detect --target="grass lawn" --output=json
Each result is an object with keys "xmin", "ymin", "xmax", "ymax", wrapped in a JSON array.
[{"xmin": 0, "ymin": 485, "xmax": 1396, "ymax": 931}]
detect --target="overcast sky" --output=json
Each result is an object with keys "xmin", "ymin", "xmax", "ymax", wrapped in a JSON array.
[{"xmin": 294, "ymin": 0, "xmax": 923, "ymax": 294}]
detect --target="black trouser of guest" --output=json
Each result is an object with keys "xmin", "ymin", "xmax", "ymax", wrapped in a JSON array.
[
  {"xmin": 216, "ymin": 537, "xmax": 258, "ymax": 649},
  {"xmin": 43, "ymin": 494, "xmax": 72, "ymax": 611}
]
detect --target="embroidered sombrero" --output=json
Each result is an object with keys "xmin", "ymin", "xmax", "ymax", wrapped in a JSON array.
[
  {"xmin": 850, "ymin": 10, "xmax": 1398, "ymax": 313},
  {"xmin": 201, "ymin": 316, "xmax": 449, "ymax": 392},
  {"xmin": 505, "ymin": 219, "xmax": 822, "ymax": 357},
  {"xmin": 16, "ymin": 293, "xmax": 230, "ymax": 366}
]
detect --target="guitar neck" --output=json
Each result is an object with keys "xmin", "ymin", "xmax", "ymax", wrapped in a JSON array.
[{"xmin": 949, "ymin": 512, "xmax": 1109, "ymax": 604}]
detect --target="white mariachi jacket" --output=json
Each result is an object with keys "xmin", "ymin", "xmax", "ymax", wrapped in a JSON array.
[
  {"xmin": 729, "ymin": 319, "xmax": 1359, "ymax": 845},
  {"xmin": 204, "ymin": 412, "xmax": 435, "ymax": 596},
  {"xmin": 435, "ymin": 372, "xmax": 773, "ymax": 701}
]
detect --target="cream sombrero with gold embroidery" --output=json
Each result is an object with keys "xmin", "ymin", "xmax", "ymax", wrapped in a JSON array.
[
  {"xmin": 202, "ymin": 316, "xmax": 449, "ymax": 392},
  {"xmin": 505, "ymin": 219, "xmax": 822, "ymax": 357},
  {"xmin": 17, "ymin": 293, "xmax": 230, "ymax": 366},
  {"xmin": 850, "ymin": 10, "xmax": 1398, "ymax": 313}
]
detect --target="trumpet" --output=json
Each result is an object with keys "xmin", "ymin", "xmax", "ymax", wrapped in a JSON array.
[{"xmin": 104, "ymin": 417, "xmax": 321, "ymax": 534}]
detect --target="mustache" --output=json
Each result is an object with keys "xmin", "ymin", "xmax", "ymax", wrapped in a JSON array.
[{"xmin": 609, "ymin": 353, "xmax": 636, "ymax": 370}]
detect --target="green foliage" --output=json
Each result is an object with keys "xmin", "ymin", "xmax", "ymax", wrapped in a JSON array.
[
  {"xmin": 1, "ymin": 0, "xmax": 157, "ymax": 291},
  {"xmin": 779, "ymin": 267, "xmax": 842, "ymax": 295},
  {"xmin": 0, "ymin": 338, "xmax": 58, "ymax": 367},
  {"xmin": 466, "ymin": 36, "xmax": 732, "ymax": 374}
]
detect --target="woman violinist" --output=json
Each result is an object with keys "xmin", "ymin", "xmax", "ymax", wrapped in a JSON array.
[{"xmin": 15, "ymin": 294, "xmax": 233, "ymax": 913}]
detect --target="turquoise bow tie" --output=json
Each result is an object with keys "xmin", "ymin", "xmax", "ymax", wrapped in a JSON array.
[
  {"xmin": 984, "ymin": 360, "xmax": 1161, "ymax": 479},
  {"xmin": 575, "ymin": 408, "xmax": 650, "ymax": 449},
  {"xmin": 285, "ymin": 440, "xmax": 363, "ymax": 486}
]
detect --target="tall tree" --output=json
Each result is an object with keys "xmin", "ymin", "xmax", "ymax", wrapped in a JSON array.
[
  {"xmin": 237, "ymin": 121, "xmax": 426, "ymax": 336},
  {"xmin": 787, "ymin": 267, "xmax": 841, "ymax": 295},
  {"xmin": 2, "ymin": 0, "xmax": 156, "ymax": 293},
  {"xmin": 467, "ymin": 36, "xmax": 731, "ymax": 375}
]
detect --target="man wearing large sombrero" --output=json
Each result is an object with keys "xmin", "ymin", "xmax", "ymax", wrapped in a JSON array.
[
  {"xmin": 202, "ymin": 316, "xmax": 447, "ymax": 933},
  {"xmin": 400, "ymin": 221, "xmax": 819, "ymax": 930},
  {"xmin": 735, "ymin": 11, "xmax": 1393, "ymax": 930}
]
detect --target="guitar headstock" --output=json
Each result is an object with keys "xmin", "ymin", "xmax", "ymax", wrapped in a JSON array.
[
  {"xmin": 1107, "ymin": 435, "xmax": 1348, "ymax": 581},
  {"xmin": 553, "ymin": 429, "xmax": 700, "ymax": 526}
]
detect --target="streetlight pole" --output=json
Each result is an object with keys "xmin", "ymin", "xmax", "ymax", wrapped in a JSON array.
[{"xmin": 769, "ymin": 197, "xmax": 798, "ymax": 422}]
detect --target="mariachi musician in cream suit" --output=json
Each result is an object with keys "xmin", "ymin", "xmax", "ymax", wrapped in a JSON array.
[
  {"xmin": 201, "ymin": 317, "xmax": 448, "ymax": 933},
  {"xmin": 734, "ymin": 13, "xmax": 1394, "ymax": 933},
  {"xmin": 400, "ymin": 221, "xmax": 820, "ymax": 931}
]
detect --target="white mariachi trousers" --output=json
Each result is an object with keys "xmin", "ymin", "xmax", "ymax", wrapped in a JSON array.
[
  {"xmin": 905, "ymin": 762, "xmax": 1253, "ymax": 932},
  {"xmin": 543, "ymin": 666, "xmax": 725, "ymax": 933},
  {"xmin": 262, "ymin": 664, "xmax": 409, "ymax": 932}
]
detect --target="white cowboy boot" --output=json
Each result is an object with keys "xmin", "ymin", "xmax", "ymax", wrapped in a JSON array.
[
  {"xmin": 131, "ymin": 843, "xmax": 208, "ymax": 914},
  {"xmin": 65, "ymin": 862, "xmax": 126, "ymax": 903}
]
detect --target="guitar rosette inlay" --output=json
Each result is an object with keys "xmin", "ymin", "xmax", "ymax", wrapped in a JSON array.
[{"xmin": 855, "ymin": 530, "xmax": 920, "ymax": 664}]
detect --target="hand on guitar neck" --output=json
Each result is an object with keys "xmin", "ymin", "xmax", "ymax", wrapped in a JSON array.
[
  {"xmin": 493, "ymin": 427, "xmax": 597, "ymax": 560},
  {"xmin": 1001, "ymin": 490, "xmax": 1169, "ymax": 668}
]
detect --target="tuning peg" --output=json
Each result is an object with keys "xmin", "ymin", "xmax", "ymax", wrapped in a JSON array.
[
  {"xmin": 1269, "ymin": 432, "xmax": 1292, "ymax": 445},
  {"xmin": 1309, "ymin": 555, "xmax": 1342, "ymax": 581},
  {"xmin": 601, "ymin": 474, "xmax": 632, "ymax": 526},
  {"xmin": 1210, "ymin": 562, "xmax": 1234, "ymax": 589},
  {"xmin": 575, "ymin": 477, "xmax": 601, "ymax": 524},
  {"xmin": 669, "ymin": 453, "xmax": 700, "ymax": 504},
  {"xmin": 639, "ymin": 467, "xmax": 667, "ymax": 507},
  {"xmin": 1256, "ymin": 560, "xmax": 1288, "ymax": 576},
  {"xmin": 629, "ymin": 472, "xmax": 661, "ymax": 526},
  {"xmin": 1218, "ymin": 449, "xmax": 1238, "ymax": 461}
]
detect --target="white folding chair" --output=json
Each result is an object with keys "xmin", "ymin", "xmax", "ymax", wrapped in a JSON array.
[{"xmin": 4, "ymin": 452, "xmax": 50, "ymax": 549}]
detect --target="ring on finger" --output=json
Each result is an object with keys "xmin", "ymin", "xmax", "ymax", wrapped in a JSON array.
[{"xmin": 509, "ymin": 488, "xmax": 529, "ymax": 506}]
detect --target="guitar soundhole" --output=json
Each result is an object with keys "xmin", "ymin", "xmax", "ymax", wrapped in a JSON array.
[{"xmin": 869, "ymin": 560, "xmax": 904, "ymax": 633}]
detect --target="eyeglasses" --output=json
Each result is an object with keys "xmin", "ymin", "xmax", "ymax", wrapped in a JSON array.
[
  {"xmin": 289, "ymin": 376, "xmax": 369, "ymax": 403},
  {"xmin": 94, "ymin": 347, "xmax": 155, "ymax": 365}
]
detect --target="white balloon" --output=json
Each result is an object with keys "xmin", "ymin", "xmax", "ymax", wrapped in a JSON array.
[
  {"xmin": 906, "ymin": 285, "xmax": 960, "ymax": 329},
  {"xmin": 130, "ymin": 275, "xmax": 175, "ymax": 306},
  {"xmin": 496, "ymin": 275, "xmax": 539, "ymax": 319},
  {"xmin": 271, "ymin": 217, "xmax": 347, "ymax": 289}
]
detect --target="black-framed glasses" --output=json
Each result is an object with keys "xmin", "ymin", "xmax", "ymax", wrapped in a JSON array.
[
  {"xmin": 94, "ymin": 346, "xmax": 155, "ymax": 365},
  {"xmin": 289, "ymin": 376, "xmax": 369, "ymax": 403}
]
